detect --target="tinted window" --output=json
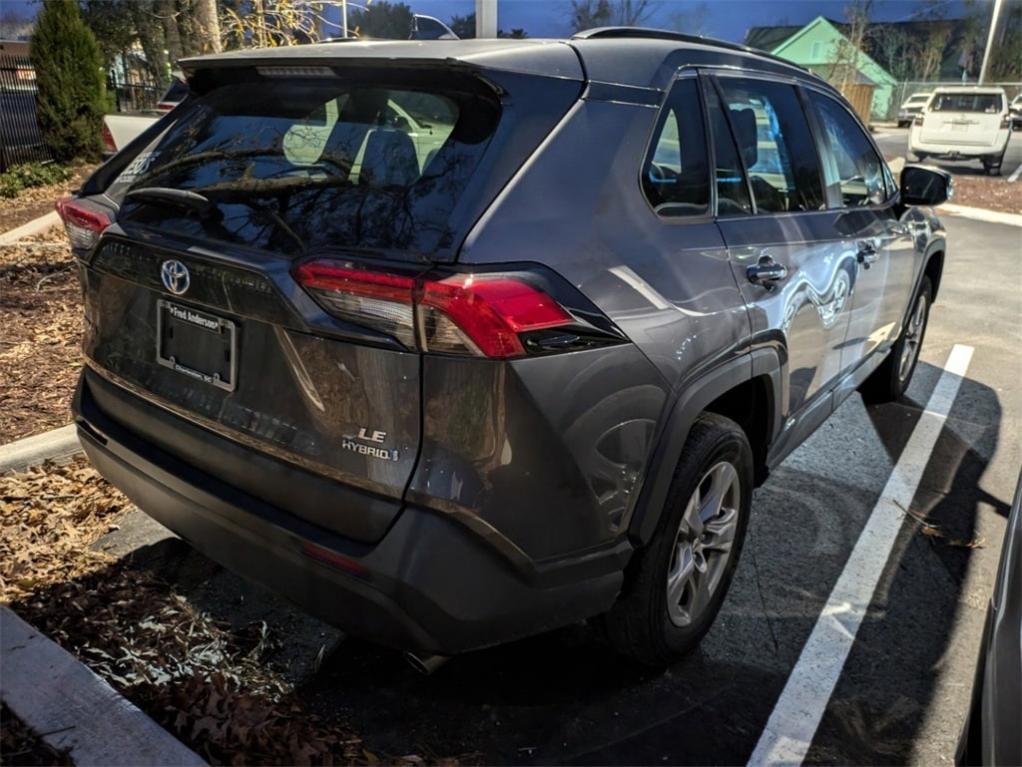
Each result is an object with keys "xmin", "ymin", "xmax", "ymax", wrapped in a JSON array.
[
  {"xmin": 641, "ymin": 78, "xmax": 709, "ymax": 217},
  {"xmin": 717, "ymin": 78, "xmax": 824, "ymax": 213},
  {"xmin": 111, "ymin": 77, "xmax": 499, "ymax": 256},
  {"xmin": 704, "ymin": 82, "xmax": 752, "ymax": 216},
  {"xmin": 931, "ymin": 92, "xmax": 1003, "ymax": 113},
  {"xmin": 809, "ymin": 91, "xmax": 887, "ymax": 207}
]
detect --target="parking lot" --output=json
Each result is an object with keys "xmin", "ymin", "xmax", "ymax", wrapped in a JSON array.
[{"xmin": 64, "ymin": 212, "xmax": 1017, "ymax": 765}]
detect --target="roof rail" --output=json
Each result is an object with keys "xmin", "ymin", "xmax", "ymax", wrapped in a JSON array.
[{"xmin": 571, "ymin": 26, "xmax": 809, "ymax": 74}]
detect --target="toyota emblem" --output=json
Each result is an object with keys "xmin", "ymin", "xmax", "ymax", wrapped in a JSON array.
[{"xmin": 160, "ymin": 259, "xmax": 190, "ymax": 295}]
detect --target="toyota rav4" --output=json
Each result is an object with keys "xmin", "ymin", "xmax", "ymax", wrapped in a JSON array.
[{"xmin": 63, "ymin": 29, "xmax": 952, "ymax": 667}]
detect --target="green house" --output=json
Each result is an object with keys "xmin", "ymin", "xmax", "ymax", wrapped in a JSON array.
[{"xmin": 745, "ymin": 16, "xmax": 898, "ymax": 120}]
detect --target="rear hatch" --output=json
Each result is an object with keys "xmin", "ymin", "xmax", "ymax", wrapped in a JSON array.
[
  {"xmin": 71, "ymin": 55, "xmax": 582, "ymax": 543},
  {"xmin": 921, "ymin": 91, "xmax": 1005, "ymax": 147}
]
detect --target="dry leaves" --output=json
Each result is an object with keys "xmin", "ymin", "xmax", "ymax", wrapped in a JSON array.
[
  {"xmin": 0, "ymin": 164, "xmax": 96, "ymax": 234},
  {"xmin": 2, "ymin": 458, "xmax": 418, "ymax": 765},
  {"xmin": 0, "ymin": 704, "xmax": 73, "ymax": 766},
  {"xmin": 0, "ymin": 229, "xmax": 83, "ymax": 443},
  {"xmin": 901, "ymin": 506, "xmax": 985, "ymax": 549},
  {"xmin": 0, "ymin": 458, "xmax": 126, "ymax": 602}
]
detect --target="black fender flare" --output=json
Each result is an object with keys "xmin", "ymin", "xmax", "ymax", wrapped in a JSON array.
[{"xmin": 625, "ymin": 345, "xmax": 785, "ymax": 547}]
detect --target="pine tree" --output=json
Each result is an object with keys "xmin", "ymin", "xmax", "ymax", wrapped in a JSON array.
[{"xmin": 30, "ymin": 0, "xmax": 107, "ymax": 162}]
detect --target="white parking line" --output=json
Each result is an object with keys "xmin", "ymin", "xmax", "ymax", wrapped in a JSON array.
[
  {"xmin": 1008, "ymin": 162, "xmax": 1022, "ymax": 183},
  {"xmin": 747, "ymin": 344, "xmax": 975, "ymax": 767}
]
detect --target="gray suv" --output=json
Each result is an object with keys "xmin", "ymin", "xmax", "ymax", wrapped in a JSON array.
[{"xmin": 63, "ymin": 28, "xmax": 952, "ymax": 667}]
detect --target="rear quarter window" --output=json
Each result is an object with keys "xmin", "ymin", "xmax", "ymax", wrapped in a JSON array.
[{"xmin": 641, "ymin": 78, "xmax": 710, "ymax": 217}]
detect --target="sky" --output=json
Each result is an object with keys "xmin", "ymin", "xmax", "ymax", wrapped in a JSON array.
[{"xmin": 3, "ymin": 0, "xmax": 980, "ymax": 43}]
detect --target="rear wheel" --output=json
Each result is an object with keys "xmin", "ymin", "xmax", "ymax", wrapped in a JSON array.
[
  {"xmin": 861, "ymin": 276, "xmax": 932, "ymax": 404},
  {"xmin": 603, "ymin": 413, "xmax": 753, "ymax": 666}
]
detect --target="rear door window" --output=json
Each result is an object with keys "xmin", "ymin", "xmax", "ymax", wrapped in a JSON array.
[
  {"xmin": 110, "ymin": 75, "xmax": 500, "ymax": 257},
  {"xmin": 715, "ymin": 77, "xmax": 825, "ymax": 214},
  {"xmin": 704, "ymin": 82, "xmax": 752, "ymax": 216},
  {"xmin": 641, "ymin": 77, "xmax": 710, "ymax": 217},
  {"xmin": 931, "ymin": 92, "xmax": 1004, "ymax": 113},
  {"xmin": 808, "ymin": 91, "xmax": 888, "ymax": 207}
]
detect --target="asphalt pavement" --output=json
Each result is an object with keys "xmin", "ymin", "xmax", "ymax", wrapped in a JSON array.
[
  {"xmin": 89, "ymin": 214, "xmax": 1021, "ymax": 764},
  {"xmin": 873, "ymin": 126, "xmax": 1022, "ymax": 178}
]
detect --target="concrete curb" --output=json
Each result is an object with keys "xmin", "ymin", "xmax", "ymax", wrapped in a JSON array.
[
  {"xmin": 1, "ymin": 606, "xmax": 206, "ymax": 766},
  {"xmin": 0, "ymin": 210, "xmax": 60, "ymax": 246},
  {"xmin": 940, "ymin": 203, "xmax": 1022, "ymax": 227},
  {"xmin": 0, "ymin": 425, "xmax": 81, "ymax": 474}
]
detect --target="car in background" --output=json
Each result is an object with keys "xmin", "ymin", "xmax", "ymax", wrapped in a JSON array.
[
  {"xmin": 102, "ymin": 75, "xmax": 186, "ymax": 157},
  {"xmin": 958, "ymin": 470, "xmax": 1021, "ymax": 766},
  {"xmin": 909, "ymin": 86, "xmax": 1012, "ymax": 174},
  {"xmin": 897, "ymin": 91, "xmax": 931, "ymax": 128},
  {"xmin": 1009, "ymin": 93, "xmax": 1022, "ymax": 130}
]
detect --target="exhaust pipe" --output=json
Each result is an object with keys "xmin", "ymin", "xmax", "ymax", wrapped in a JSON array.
[{"xmin": 404, "ymin": 651, "xmax": 449, "ymax": 675}]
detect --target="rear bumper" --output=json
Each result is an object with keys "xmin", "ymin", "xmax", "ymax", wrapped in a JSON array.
[
  {"xmin": 73, "ymin": 370, "xmax": 627, "ymax": 655},
  {"xmin": 909, "ymin": 134, "xmax": 1009, "ymax": 158}
]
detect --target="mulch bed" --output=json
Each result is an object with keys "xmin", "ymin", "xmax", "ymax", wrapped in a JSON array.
[
  {"xmin": 0, "ymin": 228, "xmax": 82, "ymax": 443},
  {"xmin": 945, "ymin": 173, "xmax": 1022, "ymax": 215},
  {"xmin": 0, "ymin": 165, "xmax": 96, "ymax": 236},
  {"xmin": 1, "ymin": 459, "xmax": 400, "ymax": 766},
  {"xmin": 0, "ymin": 704, "xmax": 73, "ymax": 766}
]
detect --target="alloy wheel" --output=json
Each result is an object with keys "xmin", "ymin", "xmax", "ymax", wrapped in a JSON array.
[
  {"xmin": 666, "ymin": 461, "xmax": 741, "ymax": 627},
  {"xmin": 898, "ymin": 292, "xmax": 927, "ymax": 382}
]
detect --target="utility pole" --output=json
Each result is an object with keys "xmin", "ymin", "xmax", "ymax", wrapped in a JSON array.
[
  {"xmin": 342, "ymin": 0, "xmax": 349, "ymax": 38},
  {"xmin": 978, "ymin": 0, "xmax": 1004, "ymax": 84},
  {"xmin": 476, "ymin": 0, "xmax": 497, "ymax": 38}
]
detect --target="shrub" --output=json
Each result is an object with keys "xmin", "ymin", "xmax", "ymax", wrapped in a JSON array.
[
  {"xmin": 30, "ymin": 0, "xmax": 107, "ymax": 163},
  {"xmin": 0, "ymin": 162, "xmax": 74, "ymax": 198}
]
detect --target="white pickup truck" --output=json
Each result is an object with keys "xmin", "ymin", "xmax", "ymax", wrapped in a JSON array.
[
  {"xmin": 102, "ymin": 78, "xmax": 186, "ymax": 157},
  {"xmin": 908, "ymin": 86, "xmax": 1013, "ymax": 175}
]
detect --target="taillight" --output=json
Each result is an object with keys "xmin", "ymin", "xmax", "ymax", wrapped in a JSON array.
[
  {"xmin": 102, "ymin": 123, "xmax": 116, "ymax": 153},
  {"xmin": 913, "ymin": 114, "xmax": 924, "ymax": 126},
  {"xmin": 55, "ymin": 197, "xmax": 112, "ymax": 250},
  {"xmin": 419, "ymin": 274, "xmax": 572, "ymax": 358},
  {"xmin": 295, "ymin": 262, "xmax": 416, "ymax": 347},
  {"xmin": 295, "ymin": 259, "xmax": 576, "ymax": 359},
  {"xmin": 1000, "ymin": 115, "xmax": 1011, "ymax": 129}
]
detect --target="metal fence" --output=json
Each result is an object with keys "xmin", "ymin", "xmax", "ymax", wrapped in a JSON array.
[
  {"xmin": 0, "ymin": 54, "xmax": 51, "ymax": 173},
  {"xmin": 882, "ymin": 80, "xmax": 1022, "ymax": 122},
  {"xmin": 109, "ymin": 80, "xmax": 162, "ymax": 113}
]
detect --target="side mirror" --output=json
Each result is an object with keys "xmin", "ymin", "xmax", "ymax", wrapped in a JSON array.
[{"xmin": 900, "ymin": 164, "xmax": 953, "ymax": 206}]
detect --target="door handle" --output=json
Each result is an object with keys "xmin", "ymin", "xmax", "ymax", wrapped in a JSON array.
[
  {"xmin": 857, "ymin": 240, "xmax": 880, "ymax": 268},
  {"xmin": 747, "ymin": 255, "xmax": 788, "ymax": 286}
]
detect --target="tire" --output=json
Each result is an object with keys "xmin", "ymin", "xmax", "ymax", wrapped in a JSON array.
[
  {"xmin": 602, "ymin": 413, "xmax": 753, "ymax": 667},
  {"xmin": 860, "ymin": 276, "xmax": 932, "ymax": 404}
]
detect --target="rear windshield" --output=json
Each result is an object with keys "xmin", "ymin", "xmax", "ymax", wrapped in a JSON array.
[
  {"xmin": 931, "ymin": 93, "xmax": 1003, "ymax": 113},
  {"xmin": 111, "ymin": 75, "xmax": 500, "ymax": 256}
]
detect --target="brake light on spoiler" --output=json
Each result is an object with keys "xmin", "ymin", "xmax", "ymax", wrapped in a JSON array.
[{"xmin": 295, "ymin": 260, "xmax": 603, "ymax": 360}]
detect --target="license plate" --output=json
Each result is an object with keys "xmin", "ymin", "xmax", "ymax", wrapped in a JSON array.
[
  {"xmin": 156, "ymin": 300, "xmax": 237, "ymax": 391},
  {"xmin": 951, "ymin": 121, "xmax": 970, "ymax": 132}
]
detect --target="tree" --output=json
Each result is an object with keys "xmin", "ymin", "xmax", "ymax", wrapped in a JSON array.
[
  {"xmin": 570, "ymin": 0, "xmax": 611, "ymax": 33},
  {"xmin": 192, "ymin": 0, "xmax": 222, "ymax": 52},
  {"xmin": 350, "ymin": 1, "xmax": 414, "ymax": 39},
  {"xmin": 448, "ymin": 12, "xmax": 475, "ymax": 39},
  {"xmin": 221, "ymin": 0, "xmax": 320, "ymax": 47},
  {"xmin": 832, "ymin": 0, "xmax": 873, "ymax": 91},
  {"xmin": 30, "ymin": 0, "xmax": 107, "ymax": 162}
]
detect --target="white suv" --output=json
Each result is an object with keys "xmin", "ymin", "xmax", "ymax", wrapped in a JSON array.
[{"xmin": 909, "ymin": 86, "xmax": 1012, "ymax": 174}]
